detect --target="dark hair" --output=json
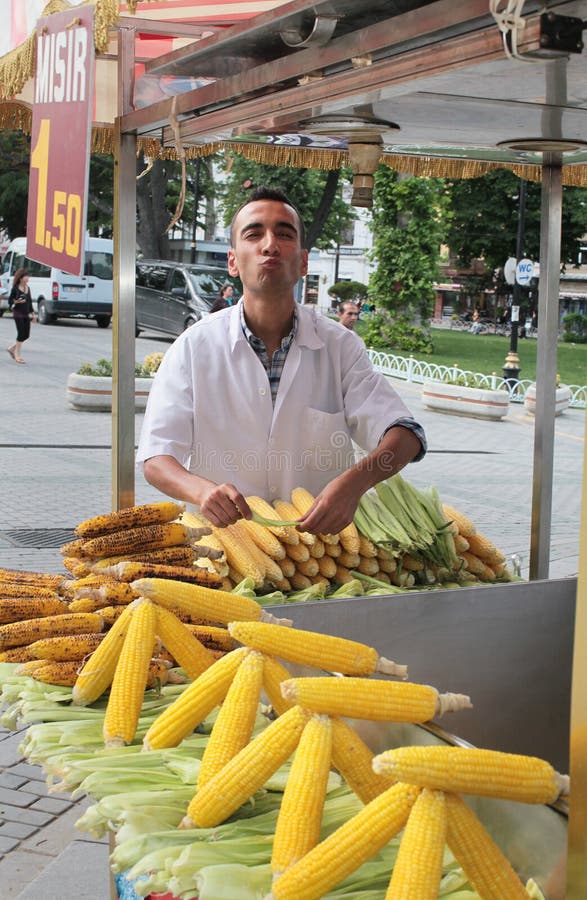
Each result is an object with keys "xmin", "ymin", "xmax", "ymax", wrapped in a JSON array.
[
  {"xmin": 338, "ymin": 301, "xmax": 360, "ymax": 315},
  {"xmin": 12, "ymin": 268, "xmax": 29, "ymax": 289},
  {"xmin": 220, "ymin": 283, "xmax": 233, "ymax": 299},
  {"xmin": 229, "ymin": 185, "xmax": 306, "ymax": 247}
]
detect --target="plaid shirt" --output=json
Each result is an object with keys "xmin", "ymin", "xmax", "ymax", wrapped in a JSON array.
[{"xmin": 240, "ymin": 305, "xmax": 298, "ymax": 405}]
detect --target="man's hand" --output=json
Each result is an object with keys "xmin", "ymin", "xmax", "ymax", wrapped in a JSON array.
[
  {"xmin": 198, "ymin": 482, "xmax": 251, "ymax": 528},
  {"xmin": 297, "ymin": 474, "xmax": 363, "ymax": 536}
]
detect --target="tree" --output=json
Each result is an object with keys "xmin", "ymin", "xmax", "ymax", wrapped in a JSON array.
[
  {"xmin": 327, "ymin": 281, "xmax": 369, "ymax": 303},
  {"xmin": 368, "ymin": 168, "xmax": 447, "ymax": 320},
  {"xmin": 0, "ymin": 131, "xmax": 31, "ymax": 238},
  {"xmin": 219, "ymin": 153, "xmax": 353, "ymax": 251}
]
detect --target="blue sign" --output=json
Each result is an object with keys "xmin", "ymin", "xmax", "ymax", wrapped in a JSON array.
[{"xmin": 516, "ymin": 258, "xmax": 534, "ymax": 286}]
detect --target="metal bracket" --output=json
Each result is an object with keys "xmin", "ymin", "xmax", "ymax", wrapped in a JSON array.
[
  {"xmin": 280, "ymin": 15, "xmax": 338, "ymax": 48},
  {"xmin": 540, "ymin": 12, "xmax": 584, "ymax": 55}
]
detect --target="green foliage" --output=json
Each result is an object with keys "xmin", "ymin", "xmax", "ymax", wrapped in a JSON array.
[
  {"xmin": 77, "ymin": 353, "xmax": 164, "ymax": 377},
  {"xmin": 327, "ymin": 280, "xmax": 369, "ymax": 302},
  {"xmin": 363, "ymin": 312, "xmax": 433, "ymax": 354},
  {"xmin": 0, "ymin": 131, "xmax": 31, "ymax": 237},
  {"xmin": 562, "ymin": 312, "xmax": 587, "ymax": 344},
  {"xmin": 368, "ymin": 169, "xmax": 447, "ymax": 320}
]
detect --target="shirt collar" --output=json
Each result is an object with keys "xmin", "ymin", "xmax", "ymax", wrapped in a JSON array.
[{"xmin": 229, "ymin": 298, "xmax": 324, "ymax": 352}]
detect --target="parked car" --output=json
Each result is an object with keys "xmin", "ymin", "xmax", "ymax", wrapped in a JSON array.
[
  {"xmin": 135, "ymin": 260, "xmax": 234, "ymax": 337},
  {"xmin": 0, "ymin": 236, "xmax": 113, "ymax": 327}
]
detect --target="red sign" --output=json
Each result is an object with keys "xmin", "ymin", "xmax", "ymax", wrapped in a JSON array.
[{"xmin": 26, "ymin": 6, "xmax": 95, "ymax": 276}]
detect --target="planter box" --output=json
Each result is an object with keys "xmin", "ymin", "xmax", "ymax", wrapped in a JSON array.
[
  {"xmin": 66, "ymin": 373, "xmax": 153, "ymax": 411},
  {"xmin": 422, "ymin": 380, "xmax": 509, "ymax": 420},
  {"xmin": 524, "ymin": 383, "xmax": 571, "ymax": 417}
]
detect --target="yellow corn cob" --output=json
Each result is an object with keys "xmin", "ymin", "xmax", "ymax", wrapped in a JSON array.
[
  {"xmin": 338, "ymin": 551, "xmax": 361, "ymax": 569},
  {"xmin": 103, "ymin": 598, "xmax": 157, "ymax": 746},
  {"xmin": 330, "ymin": 717, "xmax": 394, "ymax": 804},
  {"xmin": 0, "ymin": 583, "xmax": 61, "ymax": 601},
  {"xmin": 132, "ymin": 577, "xmax": 289, "ymax": 627},
  {"xmin": 391, "ymin": 570, "xmax": 415, "ymax": 588},
  {"xmin": 335, "ymin": 564, "xmax": 353, "ymax": 584},
  {"xmin": 272, "ymin": 576, "xmax": 292, "ymax": 592},
  {"xmin": 197, "ymin": 650, "xmax": 264, "ymax": 788},
  {"xmin": 290, "ymin": 488, "xmax": 339, "ymax": 545},
  {"xmin": 372, "ymin": 746, "xmax": 568, "ymax": 804},
  {"xmin": 61, "ymin": 574, "xmax": 112, "ymax": 593},
  {"xmin": 279, "ymin": 557, "xmax": 296, "ymax": 579},
  {"xmin": 74, "ymin": 501, "xmax": 185, "ymax": 538},
  {"xmin": 246, "ymin": 496, "xmax": 300, "ymax": 544},
  {"xmin": 285, "ymin": 542, "xmax": 310, "ymax": 564},
  {"xmin": 273, "ymin": 500, "xmax": 316, "ymax": 546},
  {"xmin": 105, "ymin": 560, "xmax": 222, "ymax": 589},
  {"xmin": 214, "ymin": 524, "xmax": 265, "ymax": 587},
  {"xmin": 29, "ymin": 633, "xmax": 104, "ymax": 661},
  {"xmin": 376, "ymin": 545, "xmax": 394, "ymax": 561},
  {"xmin": 241, "ymin": 518, "xmax": 286, "ymax": 560},
  {"xmin": 272, "ymin": 714, "xmax": 333, "ymax": 875},
  {"xmin": 446, "ymin": 793, "xmax": 531, "ymax": 899},
  {"xmin": 0, "ymin": 597, "xmax": 69, "ymax": 624},
  {"xmin": 295, "ymin": 557, "xmax": 319, "ymax": 578},
  {"xmin": 228, "ymin": 621, "xmax": 407, "ymax": 678},
  {"xmin": 98, "ymin": 606, "xmax": 126, "ymax": 626},
  {"xmin": 184, "ymin": 624, "xmax": 235, "ymax": 653},
  {"xmin": 453, "ymin": 534, "xmax": 470, "ymax": 554},
  {"xmin": 18, "ymin": 659, "xmax": 81, "ymax": 686},
  {"xmin": 94, "ymin": 583, "xmax": 139, "ymax": 604},
  {"xmin": 290, "ymin": 573, "xmax": 312, "ymax": 591},
  {"xmin": 308, "ymin": 538, "xmax": 326, "ymax": 559},
  {"xmin": 0, "ymin": 646, "xmax": 37, "ymax": 663},
  {"xmin": 357, "ymin": 556, "xmax": 380, "ymax": 576},
  {"xmin": 60, "ymin": 538, "xmax": 89, "ymax": 558},
  {"xmin": 154, "ymin": 605, "xmax": 215, "ymax": 680},
  {"xmin": 68, "ymin": 597, "xmax": 109, "ymax": 614},
  {"xmin": 400, "ymin": 554, "xmax": 425, "ymax": 572},
  {"xmin": 460, "ymin": 551, "xmax": 489, "ymax": 577},
  {"xmin": 310, "ymin": 574, "xmax": 330, "ymax": 588},
  {"xmin": 146, "ymin": 658, "xmax": 180, "ymax": 688},
  {"xmin": 317, "ymin": 555, "xmax": 337, "ymax": 580},
  {"xmin": 268, "ymin": 782, "xmax": 419, "ymax": 900},
  {"xmin": 442, "ymin": 504, "xmax": 477, "ymax": 538},
  {"xmin": 281, "ymin": 678, "xmax": 472, "ymax": 722},
  {"xmin": 62, "ymin": 557, "xmax": 88, "ymax": 576},
  {"xmin": 181, "ymin": 705, "xmax": 310, "ymax": 828},
  {"xmin": 339, "ymin": 521, "xmax": 360, "ymax": 555},
  {"xmin": 91, "ymin": 545, "xmax": 196, "ymax": 570},
  {"xmin": 358, "ymin": 534, "xmax": 378, "ymax": 558},
  {"xmin": 143, "ymin": 647, "xmax": 249, "ymax": 750},
  {"xmin": 0, "ymin": 568, "xmax": 64, "ymax": 589},
  {"xmin": 0, "ymin": 612, "xmax": 104, "ymax": 652},
  {"xmin": 232, "ymin": 520, "xmax": 284, "ymax": 585},
  {"xmin": 262, "ymin": 655, "xmax": 295, "ymax": 715},
  {"xmin": 72, "ymin": 602, "xmax": 137, "ymax": 706},
  {"xmin": 324, "ymin": 542, "xmax": 341, "ymax": 558},
  {"xmin": 374, "ymin": 571, "xmax": 391, "ymax": 584},
  {"xmin": 79, "ymin": 522, "xmax": 199, "ymax": 560},
  {"xmin": 385, "ymin": 789, "xmax": 447, "ymax": 900}
]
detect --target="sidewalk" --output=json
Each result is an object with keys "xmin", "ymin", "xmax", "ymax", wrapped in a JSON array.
[{"xmin": 0, "ymin": 314, "xmax": 583, "ymax": 896}]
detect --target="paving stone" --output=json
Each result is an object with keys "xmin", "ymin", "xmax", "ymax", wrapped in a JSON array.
[
  {"xmin": 0, "ymin": 834, "xmax": 20, "ymax": 854},
  {"xmin": 15, "ymin": 840, "xmax": 111, "ymax": 900},
  {"xmin": 0, "ymin": 787, "xmax": 39, "ymax": 808},
  {"xmin": 29, "ymin": 797, "xmax": 73, "ymax": 815},
  {"xmin": 0, "ymin": 804, "xmax": 55, "ymax": 827},
  {"xmin": 8, "ymin": 764, "xmax": 47, "ymax": 783},
  {"xmin": 0, "ymin": 821, "xmax": 40, "ymax": 840},
  {"xmin": 0, "ymin": 773, "xmax": 28, "ymax": 790},
  {"xmin": 0, "ymin": 733, "xmax": 25, "ymax": 768}
]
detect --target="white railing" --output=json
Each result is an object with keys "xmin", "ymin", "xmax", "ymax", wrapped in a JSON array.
[{"xmin": 367, "ymin": 348, "xmax": 587, "ymax": 408}]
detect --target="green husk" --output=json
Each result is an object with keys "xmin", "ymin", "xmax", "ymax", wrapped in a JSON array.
[{"xmin": 250, "ymin": 511, "xmax": 300, "ymax": 528}]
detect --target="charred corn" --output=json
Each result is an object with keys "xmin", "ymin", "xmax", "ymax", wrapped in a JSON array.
[
  {"xmin": 74, "ymin": 501, "xmax": 185, "ymax": 538},
  {"xmin": 79, "ymin": 522, "xmax": 203, "ymax": 559},
  {"xmin": 0, "ymin": 597, "xmax": 69, "ymax": 624},
  {"xmin": 102, "ymin": 560, "xmax": 222, "ymax": 588},
  {"xmin": 90, "ymin": 545, "xmax": 196, "ymax": 570},
  {"xmin": 29, "ymin": 633, "xmax": 104, "ymax": 661},
  {"xmin": 0, "ymin": 612, "xmax": 104, "ymax": 651},
  {"xmin": 0, "ymin": 568, "xmax": 64, "ymax": 589},
  {"xmin": 18, "ymin": 659, "xmax": 81, "ymax": 687}
]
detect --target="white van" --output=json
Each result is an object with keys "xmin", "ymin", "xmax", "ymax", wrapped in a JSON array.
[{"xmin": 0, "ymin": 236, "xmax": 113, "ymax": 328}]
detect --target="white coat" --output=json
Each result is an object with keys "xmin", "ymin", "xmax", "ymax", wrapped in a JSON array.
[{"xmin": 136, "ymin": 301, "xmax": 420, "ymax": 500}]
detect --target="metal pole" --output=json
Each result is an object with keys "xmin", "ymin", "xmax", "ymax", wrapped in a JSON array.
[
  {"xmin": 529, "ymin": 158, "xmax": 562, "ymax": 580},
  {"xmin": 502, "ymin": 177, "xmax": 526, "ymax": 385},
  {"xmin": 190, "ymin": 156, "xmax": 201, "ymax": 264},
  {"xmin": 112, "ymin": 26, "xmax": 137, "ymax": 511}
]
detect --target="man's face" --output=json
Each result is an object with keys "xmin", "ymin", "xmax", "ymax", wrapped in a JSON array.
[
  {"xmin": 228, "ymin": 200, "xmax": 308, "ymax": 296},
  {"xmin": 338, "ymin": 304, "xmax": 360, "ymax": 329}
]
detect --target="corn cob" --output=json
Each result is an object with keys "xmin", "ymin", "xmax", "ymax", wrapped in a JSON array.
[
  {"xmin": 61, "ymin": 574, "xmax": 112, "ymax": 593},
  {"xmin": 290, "ymin": 488, "xmax": 339, "ymax": 545},
  {"xmin": 400, "ymin": 553, "xmax": 425, "ymax": 571},
  {"xmin": 72, "ymin": 602, "xmax": 137, "ymax": 706},
  {"xmin": 132, "ymin": 577, "xmax": 291, "ymax": 626},
  {"xmin": 357, "ymin": 556, "xmax": 380, "ymax": 576},
  {"xmin": 95, "ymin": 583, "xmax": 139, "ymax": 604},
  {"xmin": 232, "ymin": 520, "xmax": 285, "ymax": 585},
  {"xmin": 272, "ymin": 714, "xmax": 333, "ymax": 875},
  {"xmin": 446, "ymin": 793, "xmax": 531, "ymax": 899},
  {"xmin": 146, "ymin": 658, "xmax": 178, "ymax": 688},
  {"xmin": 385, "ymin": 789, "xmax": 447, "ymax": 900},
  {"xmin": 197, "ymin": 650, "xmax": 265, "ymax": 788},
  {"xmin": 18, "ymin": 659, "xmax": 81, "ymax": 686},
  {"xmin": 0, "ymin": 597, "xmax": 69, "ymax": 624},
  {"xmin": 79, "ymin": 522, "xmax": 207, "ymax": 560},
  {"xmin": 335, "ymin": 564, "xmax": 353, "ymax": 584},
  {"xmin": 285, "ymin": 542, "xmax": 310, "ymax": 564},
  {"xmin": 442, "ymin": 504, "xmax": 476, "ymax": 538},
  {"xmin": 74, "ymin": 501, "xmax": 185, "ymax": 538},
  {"xmin": 143, "ymin": 647, "xmax": 249, "ymax": 750},
  {"xmin": 374, "ymin": 571, "xmax": 391, "ymax": 584},
  {"xmin": 68, "ymin": 597, "xmax": 109, "ymax": 614},
  {"xmin": 91, "ymin": 545, "xmax": 196, "ymax": 570},
  {"xmin": 98, "ymin": 606, "xmax": 126, "ymax": 626},
  {"xmin": 273, "ymin": 500, "xmax": 316, "ymax": 546},
  {"xmin": 358, "ymin": 534, "xmax": 378, "ymax": 558},
  {"xmin": 60, "ymin": 538, "xmax": 88, "ymax": 558},
  {"xmin": 62, "ymin": 557, "xmax": 88, "ymax": 576},
  {"xmin": 228, "ymin": 621, "xmax": 407, "ymax": 678},
  {"xmin": 377, "ymin": 554, "xmax": 397, "ymax": 573},
  {"xmin": 453, "ymin": 534, "xmax": 470, "ymax": 554},
  {"xmin": 246, "ymin": 496, "xmax": 300, "ymax": 544},
  {"xmin": 29, "ymin": 633, "xmax": 104, "ymax": 661},
  {"xmin": 184, "ymin": 624, "xmax": 235, "ymax": 653},
  {"xmin": 0, "ymin": 583, "xmax": 61, "ymax": 601},
  {"xmin": 324, "ymin": 541, "xmax": 341, "ymax": 558},
  {"xmin": 262, "ymin": 655, "xmax": 295, "ymax": 716},
  {"xmin": 0, "ymin": 568, "xmax": 64, "ymax": 589},
  {"xmin": 267, "ymin": 782, "xmax": 420, "ymax": 900},
  {"xmin": 290, "ymin": 573, "xmax": 312, "ymax": 591},
  {"xmin": 281, "ymin": 678, "xmax": 472, "ymax": 722},
  {"xmin": 214, "ymin": 524, "xmax": 265, "ymax": 587},
  {"xmin": 373, "ymin": 746, "xmax": 569, "ymax": 803},
  {"xmin": 272, "ymin": 576, "xmax": 292, "ymax": 592},
  {"xmin": 0, "ymin": 645, "xmax": 37, "ymax": 663},
  {"xmin": 308, "ymin": 538, "xmax": 326, "ymax": 559},
  {"xmin": 460, "ymin": 551, "xmax": 493, "ymax": 579},
  {"xmin": 241, "ymin": 518, "xmax": 287, "ymax": 560},
  {"xmin": 0, "ymin": 612, "xmax": 104, "ymax": 652},
  {"xmin": 103, "ymin": 598, "xmax": 157, "ymax": 746},
  {"xmin": 100, "ymin": 560, "xmax": 222, "ymax": 588},
  {"xmin": 339, "ymin": 520, "xmax": 360, "ymax": 554},
  {"xmin": 330, "ymin": 717, "xmax": 395, "ymax": 804},
  {"xmin": 338, "ymin": 551, "xmax": 360, "ymax": 569},
  {"xmin": 279, "ymin": 557, "xmax": 296, "ymax": 579},
  {"xmin": 181, "ymin": 705, "xmax": 310, "ymax": 828},
  {"xmin": 310, "ymin": 574, "xmax": 330, "ymax": 588},
  {"xmin": 295, "ymin": 557, "xmax": 319, "ymax": 578},
  {"xmin": 154, "ymin": 604, "xmax": 215, "ymax": 680}
]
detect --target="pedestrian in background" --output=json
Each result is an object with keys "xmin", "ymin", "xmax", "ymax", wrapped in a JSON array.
[
  {"xmin": 7, "ymin": 268, "xmax": 35, "ymax": 364},
  {"xmin": 209, "ymin": 283, "xmax": 235, "ymax": 313},
  {"xmin": 337, "ymin": 300, "xmax": 360, "ymax": 331}
]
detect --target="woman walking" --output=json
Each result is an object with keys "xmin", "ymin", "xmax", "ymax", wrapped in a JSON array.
[{"xmin": 7, "ymin": 268, "xmax": 35, "ymax": 364}]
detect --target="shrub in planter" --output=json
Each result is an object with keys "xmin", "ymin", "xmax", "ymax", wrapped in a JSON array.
[
  {"xmin": 422, "ymin": 371, "xmax": 509, "ymax": 420},
  {"xmin": 66, "ymin": 353, "xmax": 164, "ymax": 411}
]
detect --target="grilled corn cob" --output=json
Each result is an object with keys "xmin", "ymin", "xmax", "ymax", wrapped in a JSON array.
[
  {"xmin": 74, "ymin": 501, "xmax": 185, "ymax": 538},
  {"xmin": 90, "ymin": 545, "xmax": 196, "ymax": 570},
  {"xmin": 0, "ymin": 597, "xmax": 69, "ymax": 624},
  {"xmin": 0, "ymin": 583, "xmax": 61, "ymax": 601},
  {"xmin": 79, "ymin": 522, "xmax": 206, "ymax": 559},
  {"xmin": 0, "ymin": 568, "xmax": 64, "ymax": 589},
  {"xmin": 17, "ymin": 659, "xmax": 81, "ymax": 686},
  {"xmin": 101, "ymin": 560, "xmax": 222, "ymax": 588},
  {"xmin": 29, "ymin": 633, "xmax": 104, "ymax": 661},
  {"xmin": 0, "ymin": 612, "xmax": 104, "ymax": 651}
]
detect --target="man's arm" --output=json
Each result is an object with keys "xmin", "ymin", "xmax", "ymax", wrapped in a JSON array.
[
  {"xmin": 143, "ymin": 455, "xmax": 250, "ymax": 527},
  {"xmin": 297, "ymin": 425, "xmax": 422, "ymax": 535}
]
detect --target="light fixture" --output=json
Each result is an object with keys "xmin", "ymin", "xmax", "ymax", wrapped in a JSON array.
[{"xmin": 496, "ymin": 137, "xmax": 587, "ymax": 152}]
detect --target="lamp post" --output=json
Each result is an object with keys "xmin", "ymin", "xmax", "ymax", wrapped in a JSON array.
[{"xmin": 502, "ymin": 178, "xmax": 527, "ymax": 387}]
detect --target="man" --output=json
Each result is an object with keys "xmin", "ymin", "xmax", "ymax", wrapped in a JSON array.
[
  {"xmin": 337, "ymin": 301, "xmax": 360, "ymax": 330},
  {"xmin": 137, "ymin": 186, "xmax": 425, "ymax": 534}
]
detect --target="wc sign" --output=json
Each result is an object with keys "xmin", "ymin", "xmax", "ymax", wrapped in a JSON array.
[{"xmin": 516, "ymin": 258, "xmax": 535, "ymax": 286}]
